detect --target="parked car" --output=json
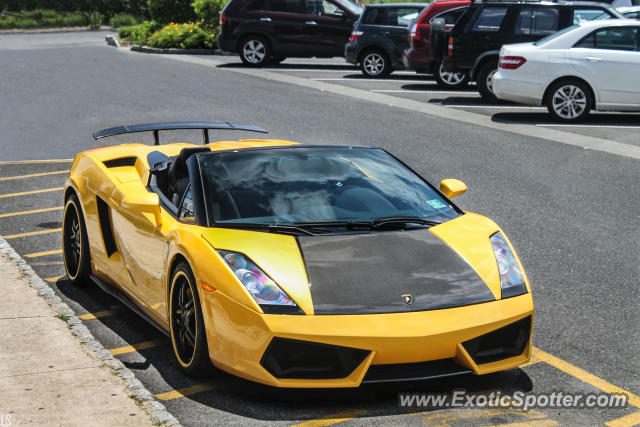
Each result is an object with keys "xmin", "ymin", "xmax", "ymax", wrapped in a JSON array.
[
  {"xmin": 618, "ymin": 5, "xmax": 640, "ymax": 18},
  {"xmin": 493, "ymin": 19, "xmax": 640, "ymax": 122},
  {"xmin": 218, "ymin": 0, "xmax": 363, "ymax": 66},
  {"xmin": 402, "ymin": 0, "xmax": 471, "ymax": 88},
  {"xmin": 432, "ymin": 0, "xmax": 623, "ymax": 101},
  {"xmin": 345, "ymin": 3, "xmax": 428, "ymax": 77}
]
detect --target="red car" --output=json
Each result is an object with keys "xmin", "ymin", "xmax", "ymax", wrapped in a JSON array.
[{"xmin": 402, "ymin": 0, "xmax": 469, "ymax": 89}]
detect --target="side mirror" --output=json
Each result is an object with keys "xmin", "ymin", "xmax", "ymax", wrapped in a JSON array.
[
  {"xmin": 333, "ymin": 8, "xmax": 345, "ymax": 19},
  {"xmin": 439, "ymin": 179, "xmax": 467, "ymax": 198},
  {"xmin": 122, "ymin": 192, "xmax": 162, "ymax": 226}
]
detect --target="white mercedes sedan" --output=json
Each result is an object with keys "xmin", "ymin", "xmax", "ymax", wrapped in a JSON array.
[{"xmin": 493, "ymin": 20, "xmax": 640, "ymax": 122}]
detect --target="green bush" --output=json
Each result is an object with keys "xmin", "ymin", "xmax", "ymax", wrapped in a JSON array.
[
  {"xmin": 147, "ymin": 22, "xmax": 217, "ymax": 49},
  {"xmin": 118, "ymin": 20, "xmax": 158, "ymax": 45},
  {"xmin": 147, "ymin": 0, "xmax": 195, "ymax": 25},
  {"xmin": 192, "ymin": 0, "xmax": 226, "ymax": 24},
  {"xmin": 0, "ymin": 10, "xmax": 89, "ymax": 29},
  {"xmin": 88, "ymin": 11, "xmax": 104, "ymax": 28},
  {"xmin": 109, "ymin": 13, "xmax": 138, "ymax": 27}
]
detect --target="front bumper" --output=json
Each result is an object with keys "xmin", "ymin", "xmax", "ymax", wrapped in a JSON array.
[{"xmin": 201, "ymin": 290, "xmax": 534, "ymax": 388}]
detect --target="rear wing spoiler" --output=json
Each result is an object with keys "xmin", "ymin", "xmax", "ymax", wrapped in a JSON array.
[{"xmin": 93, "ymin": 121, "xmax": 268, "ymax": 145}]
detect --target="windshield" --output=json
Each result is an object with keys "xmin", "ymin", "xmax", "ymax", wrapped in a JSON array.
[
  {"xmin": 533, "ymin": 25, "xmax": 578, "ymax": 46},
  {"xmin": 200, "ymin": 147, "xmax": 459, "ymax": 226},
  {"xmin": 336, "ymin": 0, "xmax": 363, "ymax": 16}
]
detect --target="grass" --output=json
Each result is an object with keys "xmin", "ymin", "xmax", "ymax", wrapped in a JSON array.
[
  {"xmin": 0, "ymin": 9, "xmax": 89, "ymax": 30},
  {"xmin": 55, "ymin": 314, "xmax": 70, "ymax": 322}
]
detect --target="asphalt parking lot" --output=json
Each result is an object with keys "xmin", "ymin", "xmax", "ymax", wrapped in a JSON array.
[{"xmin": 0, "ymin": 32, "xmax": 639, "ymax": 426}]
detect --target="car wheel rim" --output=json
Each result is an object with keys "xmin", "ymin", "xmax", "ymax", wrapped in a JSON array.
[
  {"xmin": 242, "ymin": 40, "xmax": 265, "ymax": 64},
  {"xmin": 363, "ymin": 53, "xmax": 384, "ymax": 76},
  {"xmin": 171, "ymin": 273, "xmax": 196, "ymax": 365},
  {"xmin": 486, "ymin": 69, "xmax": 497, "ymax": 94},
  {"xmin": 552, "ymin": 85, "xmax": 587, "ymax": 119},
  {"xmin": 439, "ymin": 63, "xmax": 464, "ymax": 85},
  {"xmin": 63, "ymin": 204, "xmax": 81, "ymax": 278}
]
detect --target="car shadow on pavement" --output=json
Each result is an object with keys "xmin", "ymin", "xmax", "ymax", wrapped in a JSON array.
[
  {"xmin": 491, "ymin": 112, "xmax": 640, "ymax": 126},
  {"xmin": 215, "ymin": 62, "xmax": 356, "ymax": 71},
  {"xmin": 402, "ymin": 83, "xmax": 475, "ymax": 92}
]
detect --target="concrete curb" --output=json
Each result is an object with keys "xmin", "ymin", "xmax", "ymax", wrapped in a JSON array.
[
  {"xmin": 0, "ymin": 25, "xmax": 114, "ymax": 35},
  {"xmin": 0, "ymin": 235, "xmax": 181, "ymax": 427},
  {"xmin": 131, "ymin": 44, "xmax": 221, "ymax": 55}
]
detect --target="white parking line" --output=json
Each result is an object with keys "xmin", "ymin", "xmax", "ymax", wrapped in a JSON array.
[
  {"xmin": 371, "ymin": 89, "xmax": 476, "ymax": 95},
  {"xmin": 312, "ymin": 77, "xmax": 429, "ymax": 83},
  {"xmin": 537, "ymin": 124, "xmax": 640, "ymax": 129}
]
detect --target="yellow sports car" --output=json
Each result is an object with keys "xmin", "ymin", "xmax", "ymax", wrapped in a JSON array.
[{"xmin": 63, "ymin": 122, "xmax": 533, "ymax": 388}]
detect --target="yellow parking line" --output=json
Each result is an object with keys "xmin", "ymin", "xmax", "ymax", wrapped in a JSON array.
[
  {"xmin": 0, "ymin": 170, "xmax": 68, "ymax": 181},
  {"xmin": 0, "ymin": 206, "xmax": 63, "ymax": 218},
  {"xmin": 0, "ymin": 159, "xmax": 72, "ymax": 165},
  {"xmin": 519, "ymin": 351, "xmax": 542, "ymax": 368},
  {"xmin": 0, "ymin": 187, "xmax": 64, "ymax": 199},
  {"xmin": 488, "ymin": 420, "xmax": 558, "ymax": 427},
  {"xmin": 533, "ymin": 347, "xmax": 640, "ymax": 408},
  {"xmin": 4, "ymin": 228, "xmax": 61, "ymax": 239},
  {"xmin": 31, "ymin": 261, "xmax": 64, "ymax": 266},
  {"xmin": 24, "ymin": 249, "xmax": 62, "ymax": 258},
  {"xmin": 154, "ymin": 382, "xmax": 217, "ymax": 401},
  {"xmin": 605, "ymin": 411, "xmax": 640, "ymax": 427},
  {"xmin": 290, "ymin": 410, "xmax": 368, "ymax": 427},
  {"xmin": 78, "ymin": 307, "xmax": 128, "ymax": 320},
  {"xmin": 45, "ymin": 276, "xmax": 64, "ymax": 283},
  {"xmin": 109, "ymin": 339, "xmax": 167, "ymax": 355}
]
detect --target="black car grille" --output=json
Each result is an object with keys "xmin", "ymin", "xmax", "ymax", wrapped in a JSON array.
[
  {"xmin": 260, "ymin": 337, "xmax": 370, "ymax": 380},
  {"xmin": 362, "ymin": 358, "xmax": 471, "ymax": 384},
  {"xmin": 462, "ymin": 316, "xmax": 531, "ymax": 365}
]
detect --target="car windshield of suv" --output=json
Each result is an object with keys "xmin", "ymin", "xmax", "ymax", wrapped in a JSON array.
[
  {"xmin": 201, "ymin": 147, "xmax": 459, "ymax": 226},
  {"xmin": 335, "ymin": 0, "xmax": 363, "ymax": 15}
]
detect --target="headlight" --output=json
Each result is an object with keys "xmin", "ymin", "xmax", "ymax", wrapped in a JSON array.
[
  {"xmin": 490, "ymin": 232, "xmax": 527, "ymax": 298},
  {"xmin": 217, "ymin": 250, "xmax": 297, "ymax": 309}
]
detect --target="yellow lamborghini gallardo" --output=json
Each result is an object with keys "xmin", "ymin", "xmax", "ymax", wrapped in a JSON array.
[{"xmin": 62, "ymin": 122, "xmax": 533, "ymax": 388}]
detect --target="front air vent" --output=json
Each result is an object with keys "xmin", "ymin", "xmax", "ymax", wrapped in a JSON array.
[
  {"xmin": 462, "ymin": 316, "xmax": 531, "ymax": 365},
  {"xmin": 103, "ymin": 156, "xmax": 137, "ymax": 168},
  {"xmin": 96, "ymin": 196, "xmax": 117, "ymax": 257}
]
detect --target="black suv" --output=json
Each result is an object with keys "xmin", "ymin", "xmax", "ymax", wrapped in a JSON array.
[
  {"xmin": 218, "ymin": 0, "xmax": 363, "ymax": 66},
  {"xmin": 345, "ymin": 3, "xmax": 427, "ymax": 77},
  {"xmin": 432, "ymin": 0, "xmax": 622, "ymax": 100}
]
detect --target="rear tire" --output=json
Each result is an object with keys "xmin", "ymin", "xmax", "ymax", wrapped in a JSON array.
[
  {"xmin": 169, "ymin": 262, "xmax": 211, "ymax": 377},
  {"xmin": 477, "ymin": 61, "xmax": 499, "ymax": 102},
  {"xmin": 62, "ymin": 193, "xmax": 90, "ymax": 285},
  {"xmin": 434, "ymin": 61, "xmax": 468, "ymax": 89},
  {"xmin": 239, "ymin": 36, "xmax": 271, "ymax": 67},
  {"xmin": 546, "ymin": 79, "xmax": 592, "ymax": 123},
  {"xmin": 359, "ymin": 49, "xmax": 391, "ymax": 77},
  {"xmin": 271, "ymin": 56, "xmax": 286, "ymax": 65}
]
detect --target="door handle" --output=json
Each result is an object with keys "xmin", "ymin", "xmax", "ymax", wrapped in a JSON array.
[
  {"xmin": 305, "ymin": 20, "xmax": 317, "ymax": 25},
  {"xmin": 260, "ymin": 17, "xmax": 271, "ymax": 21},
  {"xmin": 586, "ymin": 56, "xmax": 602, "ymax": 62}
]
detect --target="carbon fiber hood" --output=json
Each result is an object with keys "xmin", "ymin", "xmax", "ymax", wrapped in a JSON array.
[{"xmin": 298, "ymin": 229, "xmax": 495, "ymax": 315}]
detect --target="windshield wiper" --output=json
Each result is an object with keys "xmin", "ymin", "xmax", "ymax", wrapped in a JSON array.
[
  {"xmin": 214, "ymin": 222, "xmax": 317, "ymax": 236},
  {"xmin": 293, "ymin": 221, "xmax": 374, "ymax": 231},
  {"xmin": 372, "ymin": 216, "xmax": 439, "ymax": 229}
]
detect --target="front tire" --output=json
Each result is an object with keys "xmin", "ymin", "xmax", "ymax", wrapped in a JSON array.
[
  {"xmin": 169, "ymin": 262, "xmax": 211, "ymax": 376},
  {"xmin": 239, "ymin": 36, "xmax": 271, "ymax": 67},
  {"xmin": 434, "ymin": 61, "xmax": 468, "ymax": 89},
  {"xmin": 62, "ymin": 193, "xmax": 90, "ymax": 285},
  {"xmin": 477, "ymin": 61, "xmax": 499, "ymax": 102},
  {"xmin": 359, "ymin": 49, "xmax": 391, "ymax": 77},
  {"xmin": 546, "ymin": 79, "xmax": 592, "ymax": 123}
]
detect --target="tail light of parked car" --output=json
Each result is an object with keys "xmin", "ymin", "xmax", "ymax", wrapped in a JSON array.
[
  {"xmin": 499, "ymin": 56, "xmax": 527, "ymax": 69},
  {"xmin": 447, "ymin": 36, "xmax": 453, "ymax": 56},
  {"xmin": 219, "ymin": 11, "xmax": 227, "ymax": 26},
  {"xmin": 349, "ymin": 30, "xmax": 363, "ymax": 44}
]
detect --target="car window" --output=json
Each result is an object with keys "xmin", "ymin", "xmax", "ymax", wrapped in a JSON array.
[
  {"xmin": 431, "ymin": 7, "xmax": 466, "ymax": 25},
  {"xmin": 515, "ymin": 7, "xmax": 532, "ymax": 34},
  {"xmin": 534, "ymin": 24, "xmax": 577, "ymax": 45},
  {"xmin": 246, "ymin": 0, "xmax": 266, "ymax": 10},
  {"xmin": 269, "ymin": 0, "xmax": 306, "ymax": 13},
  {"xmin": 179, "ymin": 188, "xmax": 195, "ymax": 222},
  {"xmin": 573, "ymin": 8, "xmax": 614, "ymax": 24},
  {"xmin": 201, "ymin": 147, "xmax": 460, "ymax": 225},
  {"xmin": 623, "ymin": 11, "xmax": 640, "ymax": 19},
  {"xmin": 532, "ymin": 7, "xmax": 559, "ymax": 35},
  {"xmin": 575, "ymin": 26, "xmax": 640, "ymax": 51},
  {"xmin": 393, "ymin": 7, "xmax": 423, "ymax": 26},
  {"xmin": 471, "ymin": 6, "xmax": 507, "ymax": 32},
  {"xmin": 363, "ymin": 8, "xmax": 384, "ymax": 24},
  {"xmin": 307, "ymin": 0, "xmax": 343, "ymax": 16}
]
